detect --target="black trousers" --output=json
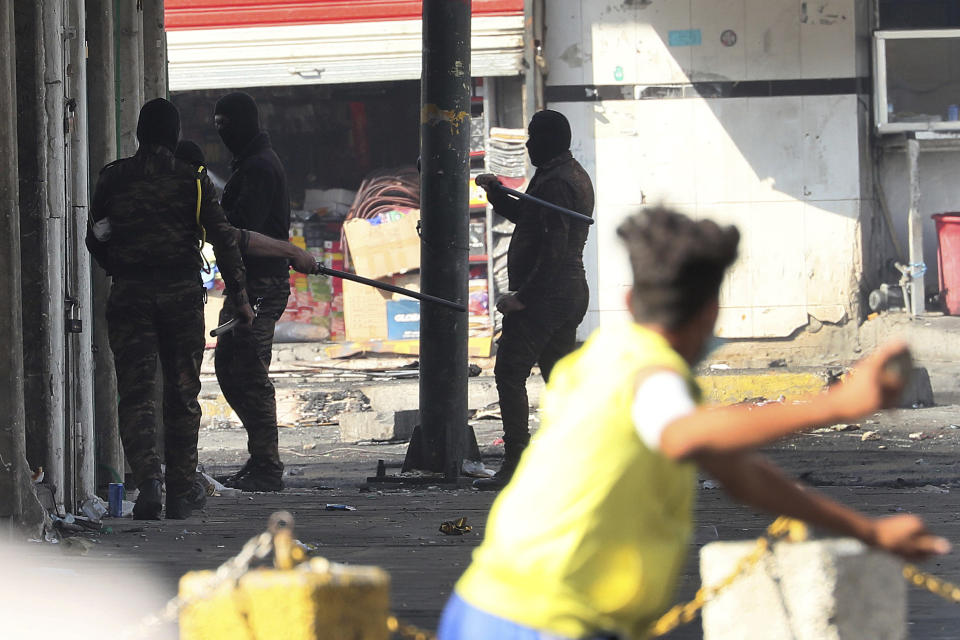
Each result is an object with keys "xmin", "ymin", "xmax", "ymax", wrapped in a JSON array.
[
  {"xmin": 214, "ymin": 276, "xmax": 290, "ymax": 471},
  {"xmin": 494, "ymin": 280, "xmax": 589, "ymax": 457}
]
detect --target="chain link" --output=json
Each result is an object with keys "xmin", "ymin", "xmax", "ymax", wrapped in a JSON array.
[
  {"xmin": 647, "ymin": 517, "xmax": 806, "ymax": 638},
  {"xmin": 122, "ymin": 531, "xmax": 274, "ymax": 639},
  {"xmin": 123, "ymin": 513, "xmax": 960, "ymax": 640},
  {"xmin": 387, "ymin": 615, "xmax": 437, "ymax": 640},
  {"xmin": 903, "ymin": 564, "xmax": 960, "ymax": 603}
]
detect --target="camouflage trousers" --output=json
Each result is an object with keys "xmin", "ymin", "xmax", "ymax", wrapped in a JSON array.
[
  {"xmin": 214, "ymin": 277, "xmax": 290, "ymax": 472},
  {"xmin": 107, "ymin": 279, "xmax": 205, "ymax": 497}
]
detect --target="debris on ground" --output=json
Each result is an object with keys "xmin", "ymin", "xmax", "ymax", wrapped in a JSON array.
[
  {"xmin": 296, "ymin": 389, "xmax": 370, "ymax": 427},
  {"xmin": 325, "ymin": 504, "xmax": 357, "ymax": 511},
  {"xmin": 861, "ymin": 430, "xmax": 880, "ymax": 442},
  {"xmin": 471, "ymin": 403, "xmax": 502, "ymax": 421},
  {"xmin": 198, "ymin": 468, "xmax": 242, "ymax": 497},
  {"xmin": 80, "ymin": 496, "xmax": 108, "ymax": 522},
  {"xmin": 908, "ymin": 432, "xmax": 931, "ymax": 441},
  {"xmin": 440, "ymin": 517, "xmax": 472, "ymax": 535},
  {"xmin": 701, "ymin": 480, "xmax": 721, "ymax": 489},
  {"xmin": 61, "ymin": 537, "xmax": 95, "ymax": 556},
  {"xmin": 815, "ymin": 423, "xmax": 860, "ymax": 434},
  {"xmin": 462, "ymin": 459, "xmax": 494, "ymax": 479},
  {"xmin": 916, "ymin": 485, "xmax": 950, "ymax": 494}
]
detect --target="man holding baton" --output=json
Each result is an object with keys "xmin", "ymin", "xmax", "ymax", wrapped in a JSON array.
[{"xmin": 474, "ymin": 110, "xmax": 595, "ymax": 490}]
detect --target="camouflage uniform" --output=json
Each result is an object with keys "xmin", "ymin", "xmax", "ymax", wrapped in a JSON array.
[{"xmin": 87, "ymin": 144, "xmax": 248, "ymax": 498}]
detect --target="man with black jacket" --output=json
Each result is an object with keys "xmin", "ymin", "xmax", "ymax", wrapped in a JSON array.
[
  {"xmin": 213, "ymin": 92, "xmax": 292, "ymax": 491},
  {"xmin": 473, "ymin": 110, "xmax": 595, "ymax": 490}
]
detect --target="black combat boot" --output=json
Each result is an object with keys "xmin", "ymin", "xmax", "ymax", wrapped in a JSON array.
[
  {"xmin": 224, "ymin": 457, "xmax": 284, "ymax": 492},
  {"xmin": 165, "ymin": 478, "xmax": 208, "ymax": 519},
  {"xmin": 473, "ymin": 444, "xmax": 525, "ymax": 491},
  {"xmin": 132, "ymin": 479, "xmax": 163, "ymax": 520}
]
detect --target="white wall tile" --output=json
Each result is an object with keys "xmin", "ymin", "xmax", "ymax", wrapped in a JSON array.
[
  {"xmin": 748, "ymin": 200, "xmax": 807, "ymax": 308},
  {"xmin": 803, "ymin": 200, "xmax": 859, "ymax": 307},
  {"xmin": 591, "ymin": 3, "xmax": 641, "ymax": 85},
  {"xmin": 693, "ymin": 98, "xmax": 762, "ymax": 205},
  {"xmin": 594, "ymin": 100, "xmax": 699, "ymax": 205},
  {"xmin": 744, "ymin": 97, "xmax": 804, "ymax": 202},
  {"xmin": 801, "ymin": 95, "xmax": 861, "ymax": 201},
  {"xmin": 800, "ymin": 0, "xmax": 856, "ymax": 79},
  {"xmin": 630, "ymin": 1, "xmax": 693, "ymax": 83},
  {"xmin": 751, "ymin": 305, "xmax": 810, "ymax": 337},
  {"xmin": 546, "ymin": 0, "xmax": 588, "ymax": 86},
  {"xmin": 691, "ymin": 0, "xmax": 748, "ymax": 82},
  {"xmin": 745, "ymin": 0, "xmax": 801, "ymax": 81}
]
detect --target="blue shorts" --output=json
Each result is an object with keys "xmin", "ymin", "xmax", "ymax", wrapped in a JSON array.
[{"xmin": 438, "ymin": 593, "xmax": 620, "ymax": 640}]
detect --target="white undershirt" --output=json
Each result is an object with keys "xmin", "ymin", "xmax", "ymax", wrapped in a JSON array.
[{"xmin": 631, "ymin": 371, "xmax": 696, "ymax": 452}]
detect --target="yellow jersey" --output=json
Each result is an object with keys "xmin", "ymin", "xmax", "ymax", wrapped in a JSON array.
[{"xmin": 456, "ymin": 323, "xmax": 699, "ymax": 639}]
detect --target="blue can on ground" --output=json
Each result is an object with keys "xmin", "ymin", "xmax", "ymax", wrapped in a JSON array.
[{"xmin": 108, "ymin": 482, "xmax": 125, "ymax": 517}]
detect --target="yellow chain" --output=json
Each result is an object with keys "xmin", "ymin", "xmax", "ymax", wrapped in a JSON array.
[
  {"xmin": 648, "ymin": 517, "xmax": 807, "ymax": 637},
  {"xmin": 384, "ymin": 519, "xmax": 960, "ymax": 640},
  {"xmin": 903, "ymin": 564, "xmax": 960, "ymax": 603},
  {"xmin": 387, "ymin": 615, "xmax": 437, "ymax": 640}
]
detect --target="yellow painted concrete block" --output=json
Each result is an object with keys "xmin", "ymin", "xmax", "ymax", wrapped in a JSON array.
[
  {"xmin": 179, "ymin": 570, "xmax": 253, "ymax": 640},
  {"xmin": 179, "ymin": 558, "xmax": 391, "ymax": 640},
  {"xmin": 696, "ymin": 371, "xmax": 826, "ymax": 405}
]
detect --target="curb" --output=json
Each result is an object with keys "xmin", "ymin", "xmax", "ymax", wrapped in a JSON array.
[{"xmin": 695, "ymin": 370, "xmax": 830, "ymax": 405}]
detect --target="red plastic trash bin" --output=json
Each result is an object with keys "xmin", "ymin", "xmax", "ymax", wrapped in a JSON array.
[{"xmin": 933, "ymin": 213, "xmax": 960, "ymax": 315}]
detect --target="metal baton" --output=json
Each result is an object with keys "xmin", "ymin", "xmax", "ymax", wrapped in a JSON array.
[
  {"xmin": 498, "ymin": 185, "xmax": 595, "ymax": 225},
  {"xmin": 210, "ymin": 297, "xmax": 262, "ymax": 337},
  {"xmin": 315, "ymin": 264, "xmax": 466, "ymax": 312}
]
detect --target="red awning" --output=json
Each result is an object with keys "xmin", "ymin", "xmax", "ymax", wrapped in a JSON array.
[{"xmin": 166, "ymin": 0, "xmax": 525, "ymax": 30}]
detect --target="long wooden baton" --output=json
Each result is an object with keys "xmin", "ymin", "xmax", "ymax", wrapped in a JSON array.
[
  {"xmin": 498, "ymin": 185, "xmax": 595, "ymax": 225},
  {"xmin": 315, "ymin": 263, "xmax": 467, "ymax": 312}
]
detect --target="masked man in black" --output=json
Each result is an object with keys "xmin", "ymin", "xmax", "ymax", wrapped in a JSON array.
[
  {"xmin": 213, "ymin": 92, "xmax": 293, "ymax": 492},
  {"xmin": 473, "ymin": 110, "xmax": 595, "ymax": 490}
]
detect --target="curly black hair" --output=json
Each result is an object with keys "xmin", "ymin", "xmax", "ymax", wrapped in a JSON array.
[{"xmin": 617, "ymin": 207, "xmax": 740, "ymax": 329}]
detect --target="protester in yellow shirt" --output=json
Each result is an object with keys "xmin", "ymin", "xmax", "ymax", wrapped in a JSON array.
[{"xmin": 440, "ymin": 207, "xmax": 950, "ymax": 640}]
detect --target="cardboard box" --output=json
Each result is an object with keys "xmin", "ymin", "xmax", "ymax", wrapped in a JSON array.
[
  {"xmin": 343, "ymin": 273, "xmax": 420, "ymax": 342},
  {"xmin": 386, "ymin": 300, "xmax": 420, "ymax": 340},
  {"xmin": 343, "ymin": 210, "xmax": 420, "ymax": 279}
]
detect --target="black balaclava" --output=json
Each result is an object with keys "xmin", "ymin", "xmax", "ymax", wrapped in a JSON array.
[
  {"xmin": 214, "ymin": 92, "xmax": 261, "ymax": 156},
  {"xmin": 175, "ymin": 140, "xmax": 205, "ymax": 168},
  {"xmin": 136, "ymin": 98, "xmax": 180, "ymax": 152},
  {"xmin": 526, "ymin": 110, "xmax": 572, "ymax": 167}
]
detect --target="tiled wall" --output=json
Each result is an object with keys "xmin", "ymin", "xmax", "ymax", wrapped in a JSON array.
[{"xmin": 546, "ymin": 0, "xmax": 866, "ymax": 338}]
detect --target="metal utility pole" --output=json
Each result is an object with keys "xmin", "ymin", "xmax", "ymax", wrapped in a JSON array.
[
  {"xmin": 407, "ymin": 0, "xmax": 472, "ymax": 479},
  {"xmin": 86, "ymin": 0, "xmax": 123, "ymax": 487},
  {"xmin": 41, "ymin": 0, "xmax": 69, "ymax": 509},
  {"xmin": 66, "ymin": 0, "xmax": 96, "ymax": 505},
  {"xmin": 0, "ymin": 0, "xmax": 44, "ymax": 536},
  {"xmin": 142, "ymin": 0, "xmax": 167, "ymax": 100}
]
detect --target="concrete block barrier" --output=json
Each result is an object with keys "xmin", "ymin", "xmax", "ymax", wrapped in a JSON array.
[{"xmin": 701, "ymin": 539, "xmax": 905, "ymax": 640}]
